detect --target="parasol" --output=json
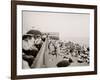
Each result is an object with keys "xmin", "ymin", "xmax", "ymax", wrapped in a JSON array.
[
  {"xmin": 56, "ymin": 60, "xmax": 70, "ymax": 67},
  {"xmin": 27, "ymin": 29, "xmax": 41, "ymax": 35}
]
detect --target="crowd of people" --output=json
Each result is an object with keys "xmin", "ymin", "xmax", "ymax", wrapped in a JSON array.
[
  {"xmin": 47, "ymin": 39, "xmax": 90, "ymax": 66},
  {"xmin": 22, "ymin": 29, "xmax": 90, "ymax": 68}
]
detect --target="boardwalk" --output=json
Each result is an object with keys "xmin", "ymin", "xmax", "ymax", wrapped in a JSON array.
[{"xmin": 30, "ymin": 38, "xmax": 89, "ymax": 68}]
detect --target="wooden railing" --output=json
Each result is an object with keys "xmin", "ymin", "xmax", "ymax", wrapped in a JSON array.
[{"xmin": 31, "ymin": 38, "xmax": 48, "ymax": 68}]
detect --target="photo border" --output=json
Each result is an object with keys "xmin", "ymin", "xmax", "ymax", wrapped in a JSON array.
[{"xmin": 11, "ymin": 1, "xmax": 97, "ymax": 79}]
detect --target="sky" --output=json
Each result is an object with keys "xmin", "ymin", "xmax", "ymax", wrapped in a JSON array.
[{"xmin": 22, "ymin": 11, "xmax": 90, "ymax": 45}]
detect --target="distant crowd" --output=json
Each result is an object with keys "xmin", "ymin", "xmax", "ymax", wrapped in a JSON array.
[{"xmin": 47, "ymin": 39, "xmax": 90, "ymax": 65}]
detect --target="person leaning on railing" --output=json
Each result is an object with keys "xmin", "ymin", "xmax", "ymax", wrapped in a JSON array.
[{"xmin": 22, "ymin": 34, "xmax": 39, "ymax": 68}]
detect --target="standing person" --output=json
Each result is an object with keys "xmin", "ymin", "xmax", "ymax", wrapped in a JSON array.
[
  {"xmin": 48, "ymin": 41, "xmax": 57, "ymax": 57},
  {"xmin": 34, "ymin": 35, "xmax": 43, "ymax": 51},
  {"xmin": 41, "ymin": 33, "xmax": 47, "ymax": 42}
]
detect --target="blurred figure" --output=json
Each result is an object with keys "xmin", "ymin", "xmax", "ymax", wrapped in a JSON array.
[
  {"xmin": 34, "ymin": 35, "xmax": 43, "ymax": 50},
  {"xmin": 22, "ymin": 34, "xmax": 38, "ymax": 68},
  {"xmin": 48, "ymin": 41, "xmax": 57, "ymax": 57}
]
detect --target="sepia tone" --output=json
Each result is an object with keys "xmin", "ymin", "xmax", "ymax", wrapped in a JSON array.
[{"xmin": 22, "ymin": 11, "xmax": 90, "ymax": 69}]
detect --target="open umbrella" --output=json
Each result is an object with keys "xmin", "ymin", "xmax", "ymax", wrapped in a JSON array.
[
  {"xmin": 56, "ymin": 60, "xmax": 70, "ymax": 67},
  {"xmin": 27, "ymin": 29, "xmax": 41, "ymax": 35}
]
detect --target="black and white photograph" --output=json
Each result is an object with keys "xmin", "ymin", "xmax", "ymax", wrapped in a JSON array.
[
  {"xmin": 22, "ymin": 11, "xmax": 90, "ymax": 69},
  {"xmin": 11, "ymin": 1, "xmax": 97, "ymax": 79}
]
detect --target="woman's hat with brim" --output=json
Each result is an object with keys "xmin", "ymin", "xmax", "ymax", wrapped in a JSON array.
[{"xmin": 22, "ymin": 34, "xmax": 33, "ymax": 40}]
